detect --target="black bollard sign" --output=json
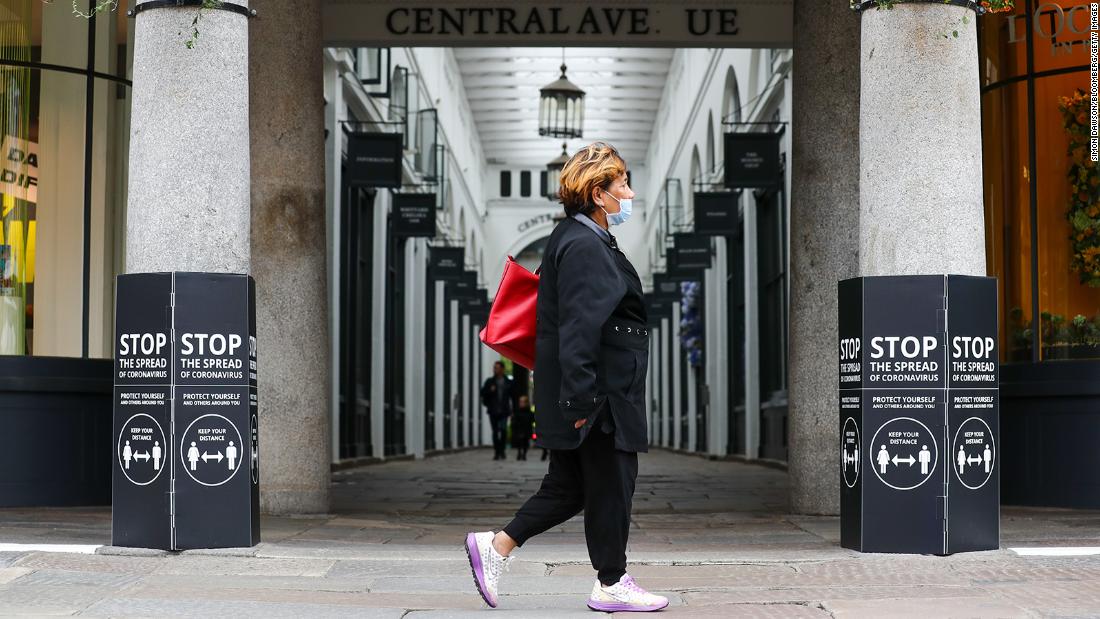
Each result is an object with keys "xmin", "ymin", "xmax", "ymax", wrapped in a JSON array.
[
  {"xmin": 113, "ymin": 272, "xmax": 259, "ymax": 551},
  {"xmin": 838, "ymin": 275, "xmax": 999, "ymax": 555},
  {"xmin": 113, "ymin": 273, "xmax": 173, "ymax": 550}
]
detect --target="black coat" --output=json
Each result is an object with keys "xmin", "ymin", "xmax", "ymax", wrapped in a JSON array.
[
  {"xmin": 533, "ymin": 216, "xmax": 649, "ymax": 453},
  {"xmin": 511, "ymin": 406, "xmax": 534, "ymax": 443},
  {"xmin": 480, "ymin": 376, "xmax": 513, "ymax": 418}
]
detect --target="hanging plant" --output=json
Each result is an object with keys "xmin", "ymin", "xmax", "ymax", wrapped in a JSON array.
[
  {"xmin": 849, "ymin": 0, "xmax": 1015, "ymax": 40},
  {"xmin": 1058, "ymin": 89, "xmax": 1100, "ymax": 287},
  {"xmin": 49, "ymin": 0, "xmax": 223, "ymax": 48},
  {"xmin": 851, "ymin": 0, "xmax": 1013, "ymax": 12},
  {"xmin": 678, "ymin": 281, "xmax": 704, "ymax": 368}
]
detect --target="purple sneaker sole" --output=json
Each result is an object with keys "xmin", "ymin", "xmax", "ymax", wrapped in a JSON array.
[
  {"xmin": 587, "ymin": 598, "xmax": 669, "ymax": 612},
  {"xmin": 464, "ymin": 533, "xmax": 497, "ymax": 608}
]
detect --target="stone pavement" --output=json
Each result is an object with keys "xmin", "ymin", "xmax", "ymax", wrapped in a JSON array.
[{"xmin": 1, "ymin": 447, "xmax": 1099, "ymax": 617}]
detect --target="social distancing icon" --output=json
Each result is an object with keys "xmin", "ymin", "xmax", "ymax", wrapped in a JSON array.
[
  {"xmin": 117, "ymin": 414, "xmax": 166, "ymax": 486},
  {"xmin": 952, "ymin": 416, "xmax": 995, "ymax": 490},
  {"xmin": 842, "ymin": 417, "xmax": 860, "ymax": 488},
  {"xmin": 868, "ymin": 417, "xmax": 939, "ymax": 491},
  {"xmin": 179, "ymin": 414, "xmax": 245, "ymax": 487}
]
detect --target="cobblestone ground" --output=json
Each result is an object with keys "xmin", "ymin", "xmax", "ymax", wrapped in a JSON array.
[{"xmin": 1, "ymin": 447, "xmax": 1099, "ymax": 617}]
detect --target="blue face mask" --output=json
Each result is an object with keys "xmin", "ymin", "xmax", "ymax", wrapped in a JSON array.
[{"xmin": 600, "ymin": 189, "xmax": 633, "ymax": 226}]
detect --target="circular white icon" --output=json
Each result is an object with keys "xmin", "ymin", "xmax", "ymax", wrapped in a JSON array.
[
  {"xmin": 869, "ymin": 417, "xmax": 938, "ymax": 491},
  {"xmin": 952, "ymin": 416, "xmax": 995, "ymax": 490},
  {"xmin": 179, "ymin": 414, "xmax": 244, "ymax": 487},
  {"xmin": 117, "ymin": 413, "xmax": 166, "ymax": 486},
  {"xmin": 842, "ymin": 417, "xmax": 861, "ymax": 488}
]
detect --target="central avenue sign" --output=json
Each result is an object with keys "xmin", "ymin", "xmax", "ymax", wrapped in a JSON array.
[{"xmin": 323, "ymin": 0, "xmax": 792, "ymax": 47}]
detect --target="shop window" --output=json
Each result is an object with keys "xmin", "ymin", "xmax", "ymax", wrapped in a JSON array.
[
  {"xmin": 981, "ymin": 2, "xmax": 1099, "ymax": 362},
  {"xmin": 0, "ymin": 1, "xmax": 132, "ymax": 358},
  {"xmin": 519, "ymin": 170, "xmax": 531, "ymax": 197},
  {"xmin": 356, "ymin": 48, "xmax": 391, "ymax": 98},
  {"xmin": 415, "ymin": 108, "xmax": 438, "ymax": 181},
  {"xmin": 390, "ymin": 66, "xmax": 409, "ymax": 147},
  {"xmin": 756, "ymin": 188, "xmax": 786, "ymax": 397}
]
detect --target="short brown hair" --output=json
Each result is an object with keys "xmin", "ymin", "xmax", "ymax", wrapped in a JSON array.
[{"xmin": 557, "ymin": 142, "xmax": 627, "ymax": 217}]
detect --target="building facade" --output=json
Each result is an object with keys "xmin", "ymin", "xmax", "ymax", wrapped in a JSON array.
[{"xmin": 1, "ymin": 0, "xmax": 1094, "ymax": 512}]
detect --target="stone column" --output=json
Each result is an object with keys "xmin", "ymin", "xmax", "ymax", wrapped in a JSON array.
[
  {"xmin": 660, "ymin": 318, "xmax": 671, "ymax": 448},
  {"xmin": 859, "ymin": 3, "xmax": 985, "ymax": 275},
  {"xmin": 248, "ymin": 0, "xmax": 330, "ymax": 513},
  {"xmin": 126, "ymin": 3, "xmax": 250, "ymax": 273},
  {"xmin": 671, "ymin": 302, "xmax": 682, "ymax": 449},
  {"xmin": 788, "ymin": 0, "xmax": 861, "ymax": 515}
]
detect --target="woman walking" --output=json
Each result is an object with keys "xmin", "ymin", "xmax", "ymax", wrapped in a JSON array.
[{"xmin": 465, "ymin": 142, "xmax": 668, "ymax": 612}]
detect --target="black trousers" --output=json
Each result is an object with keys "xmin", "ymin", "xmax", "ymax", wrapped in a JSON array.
[
  {"xmin": 502, "ymin": 417, "xmax": 639, "ymax": 587},
  {"xmin": 513, "ymin": 437, "xmax": 530, "ymax": 459},
  {"xmin": 490, "ymin": 415, "xmax": 509, "ymax": 457}
]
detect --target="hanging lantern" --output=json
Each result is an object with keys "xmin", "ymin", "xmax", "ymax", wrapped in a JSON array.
[
  {"xmin": 538, "ymin": 53, "xmax": 585, "ymax": 139},
  {"xmin": 546, "ymin": 143, "xmax": 570, "ymax": 202}
]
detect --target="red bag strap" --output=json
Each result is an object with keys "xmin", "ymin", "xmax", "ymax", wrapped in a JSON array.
[{"xmin": 507, "ymin": 255, "xmax": 541, "ymax": 275}]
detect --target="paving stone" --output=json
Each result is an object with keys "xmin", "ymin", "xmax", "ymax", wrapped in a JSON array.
[
  {"xmin": 11, "ymin": 568, "xmax": 141, "ymax": 589},
  {"xmin": 97, "ymin": 545, "xmax": 171, "ymax": 557},
  {"xmin": 683, "ymin": 585, "xmax": 984, "ymax": 605},
  {"xmin": 81, "ymin": 597, "xmax": 405, "ymax": 618},
  {"xmin": 15, "ymin": 552, "xmax": 168, "ymax": 574},
  {"xmin": 821, "ymin": 595, "xmax": 1031, "ymax": 618},
  {"xmin": 151, "ymin": 555, "xmax": 334, "ymax": 577},
  {"xmin": 663, "ymin": 602, "xmax": 832, "ymax": 618},
  {"xmin": 548, "ymin": 562, "xmax": 798, "ymax": 587},
  {"xmin": 0, "ymin": 583, "xmax": 108, "ymax": 611},
  {"xmin": 0, "ymin": 567, "xmax": 32, "ymax": 585},
  {"xmin": 137, "ymin": 572, "xmax": 369, "ymax": 593},
  {"xmin": 406, "ymin": 609, "xmax": 591, "ymax": 618},
  {"xmin": 0, "ymin": 552, "xmax": 29, "ymax": 567},
  {"xmin": 1, "ymin": 449, "xmax": 1099, "ymax": 615},
  {"xmin": 179, "ymin": 546, "xmax": 259, "ymax": 557},
  {"xmin": 326, "ymin": 558, "xmax": 546, "ymax": 579},
  {"xmin": 366, "ymin": 574, "xmax": 594, "ymax": 595}
]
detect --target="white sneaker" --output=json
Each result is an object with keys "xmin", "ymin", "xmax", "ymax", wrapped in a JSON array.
[
  {"xmin": 464, "ymin": 531, "xmax": 512, "ymax": 608},
  {"xmin": 587, "ymin": 574, "xmax": 669, "ymax": 612}
]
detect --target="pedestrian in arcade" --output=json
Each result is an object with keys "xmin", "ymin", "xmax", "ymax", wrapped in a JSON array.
[
  {"xmin": 464, "ymin": 142, "xmax": 668, "ymax": 612},
  {"xmin": 511, "ymin": 394, "xmax": 534, "ymax": 461},
  {"xmin": 480, "ymin": 361, "xmax": 514, "ymax": 460}
]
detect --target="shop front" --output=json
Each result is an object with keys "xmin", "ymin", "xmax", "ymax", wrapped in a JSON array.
[
  {"xmin": 980, "ymin": 1, "xmax": 1100, "ymax": 508},
  {"xmin": 0, "ymin": 0, "xmax": 132, "ymax": 506}
]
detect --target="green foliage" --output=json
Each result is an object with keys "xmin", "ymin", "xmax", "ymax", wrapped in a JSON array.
[
  {"xmin": 61, "ymin": 0, "xmax": 222, "ymax": 48},
  {"xmin": 1058, "ymin": 89, "xmax": 1100, "ymax": 287}
]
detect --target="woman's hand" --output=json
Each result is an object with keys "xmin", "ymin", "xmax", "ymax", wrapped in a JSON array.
[{"xmin": 574, "ymin": 419, "xmax": 587, "ymax": 429}]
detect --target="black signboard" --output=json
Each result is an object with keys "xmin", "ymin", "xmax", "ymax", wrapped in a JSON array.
[
  {"xmin": 463, "ymin": 289, "xmax": 490, "ymax": 323},
  {"xmin": 671, "ymin": 234, "xmax": 712, "ymax": 271},
  {"xmin": 839, "ymin": 275, "xmax": 998, "ymax": 555},
  {"xmin": 724, "ymin": 132, "xmax": 781, "ymax": 189},
  {"xmin": 347, "ymin": 132, "xmax": 403, "ymax": 188},
  {"xmin": 113, "ymin": 273, "xmax": 173, "ymax": 550},
  {"xmin": 392, "ymin": 193, "xmax": 437, "ymax": 238},
  {"xmin": 429, "ymin": 246, "xmax": 465, "ymax": 281},
  {"xmin": 944, "ymin": 276, "xmax": 999, "ymax": 554},
  {"xmin": 113, "ymin": 272, "xmax": 259, "ymax": 551},
  {"xmin": 447, "ymin": 270, "xmax": 479, "ymax": 300},
  {"xmin": 652, "ymin": 274, "xmax": 681, "ymax": 302},
  {"xmin": 646, "ymin": 296, "xmax": 672, "ymax": 326},
  {"xmin": 693, "ymin": 192, "xmax": 738, "ymax": 235},
  {"xmin": 172, "ymin": 273, "xmax": 259, "ymax": 551}
]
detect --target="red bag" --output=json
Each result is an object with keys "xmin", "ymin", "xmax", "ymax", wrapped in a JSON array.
[{"xmin": 479, "ymin": 256, "xmax": 539, "ymax": 369}]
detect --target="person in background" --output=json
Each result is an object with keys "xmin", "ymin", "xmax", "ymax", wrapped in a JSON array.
[
  {"xmin": 511, "ymin": 395, "xmax": 534, "ymax": 461},
  {"xmin": 480, "ymin": 361, "xmax": 514, "ymax": 460}
]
